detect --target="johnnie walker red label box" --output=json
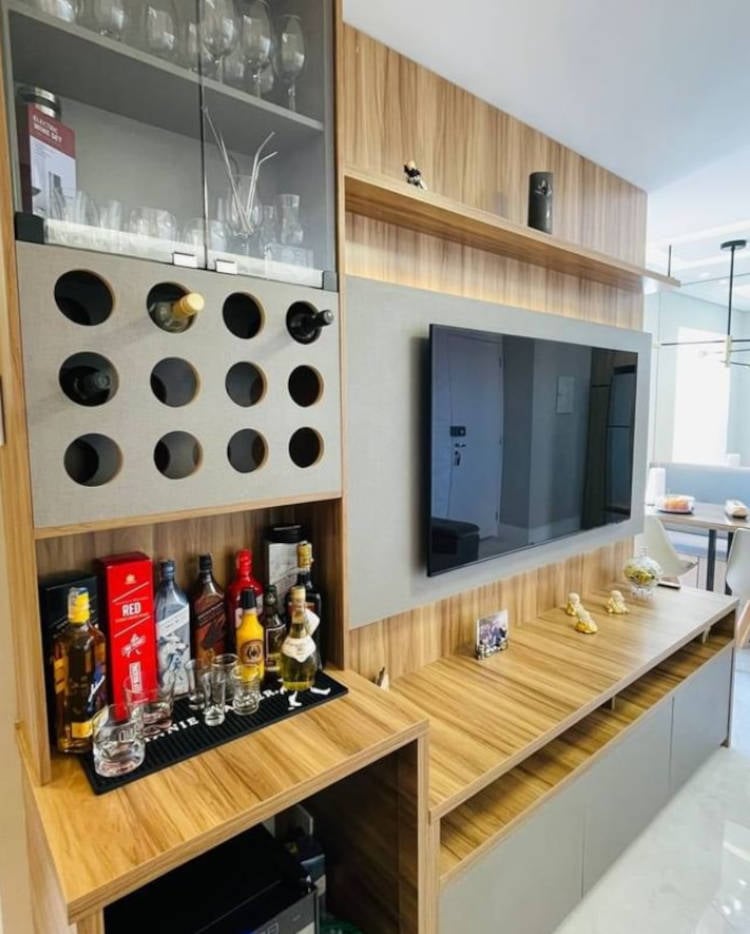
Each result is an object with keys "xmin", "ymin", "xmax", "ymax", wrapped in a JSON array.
[{"xmin": 95, "ymin": 553, "xmax": 157, "ymax": 716}]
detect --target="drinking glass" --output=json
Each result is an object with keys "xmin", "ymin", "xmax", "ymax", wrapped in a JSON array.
[
  {"xmin": 223, "ymin": 41, "xmax": 246, "ymax": 88},
  {"xmin": 184, "ymin": 659, "xmax": 205, "ymax": 710},
  {"xmin": 231, "ymin": 664, "xmax": 260, "ymax": 716},
  {"xmin": 182, "ymin": 20, "xmax": 214, "ymax": 73},
  {"xmin": 29, "ymin": 0, "xmax": 77, "ymax": 23},
  {"xmin": 200, "ymin": 0, "xmax": 238, "ymax": 81},
  {"xmin": 258, "ymin": 203, "xmax": 277, "ymax": 255},
  {"xmin": 212, "ymin": 652, "xmax": 238, "ymax": 699},
  {"xmin": 79, "ymin": 0, "xmax": 127, "ymax": 39},
  {"xmin": 239, "ymin": 0, "xmax": 272, "ymax": 98},
  {"xmin": 98, "ymin": 199, "xmax": 124, "ymax": 231},
  {"xmin": 143, "ymin": 2, "xmax": 178, "ymax": 61},
  {"xmin": 65, "ymin": 190, "xmax": 100, "ymax": 227},
  {"xmin": 277, "ymin": 193, "xmax": 303, "ymax": 246},
  {"xmin": 129, "ymin": 207, "xmax": 177, "ymax": 241},
  {"xmin": 93, "ymin": 705, "xmax": 145, "ymax": 777},
  {"xmin": 124, "ymin": 674, "xmax": 175, "ymax": 737},
  {"xmin": 274, "ymin": 14, "xmax": 305, "ymax": 112},
  {"xmin": 202, "ymin": 666, "xmax": 227, "ymax": 726}
]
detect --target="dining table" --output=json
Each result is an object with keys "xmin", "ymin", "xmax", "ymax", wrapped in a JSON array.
[{"xmin": 646, "ymin": 502, "xmax": 749, "ymax": 592}]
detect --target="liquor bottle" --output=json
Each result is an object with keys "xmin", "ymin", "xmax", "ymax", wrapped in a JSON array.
[
  {"xmin": 190, "ymin": 554, "xmax": 227, "ymax": 667},
  {"xmin": 263, "ymin": 584, "xmax": 286, "ymax": 683},
  {"xmin": 226, "ymin": 549, "xmax": 264, "ymax": 651},
  {"xmin": 285, "ymin": 541, "xmax": 323, "ymax": 665},
  {"xmin": 280, "ymin": 585, "xmax": 318, "ymax": 692},
  {"xmin": 149, "ymin": 291, "xmax": 204, "ymax": 333},
  {"xmin": 286, "ymin": 304, "xmax": 334, "ymax": 344},
  {"xmin": 59, "ymin": 359, "xmax": 114, "ymax": 406},
  {"xmin": 53, "ymin": 587, "xmax": 107, "ymax": 754},
  {"xmin": 154, "ymin": 559, "xmax": 190, "ymax": 696},
  {"xmin": 235, "ymin": 589, "xmax": 265, "ymax": 681}
]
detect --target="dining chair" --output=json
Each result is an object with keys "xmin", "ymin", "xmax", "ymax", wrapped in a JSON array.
[
  {"xmin": 642, "ymin": 515, "xmax": 698, "ymax": 580},
  {"xmin": 726, "ymin": 529, "xmax": 750, "ymax": 646}
]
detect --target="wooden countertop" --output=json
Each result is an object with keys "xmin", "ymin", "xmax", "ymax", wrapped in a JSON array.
[
  {"xmin": 22, "ymin": 669, "xmax": 428, "ymax": 924},
  {"xmin": 391, "ymin": 586, "xmax": 737, "ymax": 819}
]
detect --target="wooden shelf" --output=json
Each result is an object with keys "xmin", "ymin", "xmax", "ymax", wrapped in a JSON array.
[
  {"xmin": 344, "ymin": 168, "xmax": 680, "ymax": 292},
  {"xmin": 391, "ymin": 586, "xmax": 736, "ymax": 820},
  {"xmin": 438, "ymin": 631, "xmax": 733, "ymax": 884},
  {"xmin": 7, "ymin": 2, "xmax": 324, "ymax": 156},
  {"xmin": 22, "ymin": 669, "xmax": 427, "ymax": 924}
]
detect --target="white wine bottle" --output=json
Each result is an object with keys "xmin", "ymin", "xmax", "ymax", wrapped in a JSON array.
[
  {"xmin": 149, "ymin": 291, "xmax": 204, "ymax": 333},
  {"xmin": 280, "ymin": 585, "xmax": 318, "ymax": 691}
]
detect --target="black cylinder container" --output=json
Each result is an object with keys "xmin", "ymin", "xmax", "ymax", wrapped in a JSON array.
[{"xmin": 528, "ymin": 171, "xmax": 553, "ymax": 234}]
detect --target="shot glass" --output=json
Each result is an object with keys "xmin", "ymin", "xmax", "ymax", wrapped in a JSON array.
[
  {"xmin": 231, "ymin": 664, "xmax": 261, "ymax": 716},
  {"xmin": 202, "ymin": 666, "xmax": 227, "ymax": 727},
  {"xmin": 124, "ymin": 673, "xmax": 175, "ymax": 738},
  {"xmin": 93, "ymin": 705, "xmax": 145, "ymax": 777},
  {"xmin": 212, "ymin": 653, "xmax": 238, "ymax": 699},
  {"xmin": 184, "ymin": 659, "xmax": 205, "ymax": 710}
]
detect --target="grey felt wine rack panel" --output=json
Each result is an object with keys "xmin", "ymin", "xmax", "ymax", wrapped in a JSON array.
[{"xmin": 17, "ymin": 243, "xmax": 341, "ymax": 530}]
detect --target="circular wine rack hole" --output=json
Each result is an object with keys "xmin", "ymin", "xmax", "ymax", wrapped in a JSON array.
[
  {"xmin": 225, "ymin": 362, "xmax": 265, "ymax": 407},
  {"xmin": 289, "ymin": 427, "xmax": 323, "ymax": 469},
  {"xmin": 227, "ymin": 429, "xmax": 267, "ymax": 473},
  {"xmin": 288, "ymin": 365, "xmax": 323, "ymax": 407},
  {"xmin": 154, "ymin": 431, "xmax": 202, "ymax": 479},
  {"xmin": 223, "ymin": 292, "xmax": 263, "ymax": 339},
  {"xmin": 59, "ymin": 352, "xmax": 119, "ymax": 407},
  {"xmin": 64, "ymin": 433, "xmax": 122, "ymax": 486},
  {"xmin": 151, "ymin": 358, "xmax": 199, "ymax": 407},
  {"xmin": 146, "ymin": 282, "xmax": 193, "ymax": 332},
  {"xmin": 55, "ymin": 270, "xmax": 113, "ymax": 326}
]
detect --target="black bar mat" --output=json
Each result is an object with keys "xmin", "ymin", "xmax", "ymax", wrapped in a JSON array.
[{"xmin": 80, "ymin": 672, "xmax": 348, "ymax": 795}]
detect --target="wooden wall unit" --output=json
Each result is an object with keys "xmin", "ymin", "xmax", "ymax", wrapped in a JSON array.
[{"xmin": 340, "ymin": 25, "xmax": 647, "ymax": 680}]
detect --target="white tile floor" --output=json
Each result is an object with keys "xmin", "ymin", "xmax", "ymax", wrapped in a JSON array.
[{"xmin": 556, "ymin": 648, "xmax": 750, "ymax": 933}]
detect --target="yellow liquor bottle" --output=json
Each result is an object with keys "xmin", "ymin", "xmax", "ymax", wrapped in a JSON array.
[
  {"xmin": 235, "ymin": 588, "xmax": 265, "ymax": 681},
  {"xmin": 280, "ymin": 586, "xmax": 318, "ymax": 692}
]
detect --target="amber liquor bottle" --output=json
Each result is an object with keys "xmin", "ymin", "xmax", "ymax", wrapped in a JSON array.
[
  {"xmin": 190, "ymin": 554, "xmax": 228, "ymax": 667},
  {"xmin": 285, "ymin": 541, "xmax": 323, "ymax": 666},
  {"xmin": 54, "ymin": 587, "xmax": 107, "ymax": 754}
]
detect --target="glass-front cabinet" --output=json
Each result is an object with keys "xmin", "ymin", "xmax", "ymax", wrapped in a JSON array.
[{"xmin": 1, "ymin": 0, "xmax": 335, "ymax": 288}]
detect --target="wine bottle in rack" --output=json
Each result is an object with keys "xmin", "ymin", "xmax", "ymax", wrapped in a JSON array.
[
  {"xmin": 59, "ymin": 359, "xmax": 115, "ymax": 406},
  {"xmin": 149, "ymin": 290, "xmax": 204, "ymax": 333},
  {"xmin": 286, "ymin": 303, "xmax": 334, "ymax": 344}
]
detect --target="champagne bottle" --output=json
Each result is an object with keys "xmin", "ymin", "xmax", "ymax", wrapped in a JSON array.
[
  {"xmin": 59, "ymin": 361, "xmax": 114, "ymax": 406},
  {"xmin": 235, "ymin": 589, "xmax": 265, "ymax": 681},
  {"xmin": 286, "ymin": 304, "xmax": 334, "ymax": 344},
  {"xmin": 54, "ymin": 587, "xmax": 107, "ymax": 754},
  {"xmin": 149, "ymin": 291, "xmax": 204, "ymax": 333},
  {"xmin": 190, "ymin": 554, "xmax": 227, "ymax": 667},
  {"xmin": 154, "ymin": 559, "xmax": 190, "ymax": 695},
  {"xmin": 280, "ymin": 585, "xmax": 318, "ymax": 692},
  {"xmin": 263, "ymin": 584, "xmax": 286, "ymax": 683}
]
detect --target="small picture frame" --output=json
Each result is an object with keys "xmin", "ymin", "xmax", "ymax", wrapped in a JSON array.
[{"xmin": 475, "ymin": 610, "xmax": 509, "ymax": 659}]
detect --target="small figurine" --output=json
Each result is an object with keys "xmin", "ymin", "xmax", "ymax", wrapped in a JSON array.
[
  {"xmin": 404, "ymin": 160, "xmax": 428, "ymax": 190},
  {"xmin": 574, "ymin": 606, "xmax": 598, "ymax": 635},
  {"xmin": 607, "ymin": 589, "xmax": 629, "ymax": 615},
  {"xmin": 565, "ymin": 592, "xmax": 582, "ymax": 617}
]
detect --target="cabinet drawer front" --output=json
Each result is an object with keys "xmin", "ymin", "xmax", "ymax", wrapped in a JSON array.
[{"xmin": 671, "ymin": 647, "xmax": 733, "ymax": 792}]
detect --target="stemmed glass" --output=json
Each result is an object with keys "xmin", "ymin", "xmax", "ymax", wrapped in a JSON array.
[
  {"xmin": 79, "ymin": 0, "xmax": 128, "ymax": 39},
  {"xmin": 274, "ymin": 14, "xmax": 305, "ymax": 112},
  {"xmin": 143, "ymin": 2, "xmax": 178, "ymax": 61},
  {"xmin": 200, "ymin": 0, "xmax": 239, "ymax": 81},
  {"xmin": 239, "ymin": 0, "xmax": 272, "ymax": 98}
]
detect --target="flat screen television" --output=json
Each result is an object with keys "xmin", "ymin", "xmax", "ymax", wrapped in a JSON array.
[{"xmin": 428, "ymin": 324, "xmax": 639, "ymax": 575}]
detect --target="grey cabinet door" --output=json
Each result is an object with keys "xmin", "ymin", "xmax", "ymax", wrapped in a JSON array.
[
  {"xmin": 670, "ymin": 647, "xmax": 733, "ymax": 792},
  {"xmin": 440, "ymin": 780, "xmax": 585, "ymax": 934},
  {"xmin": 582, "ymin": 701, "xmax": 672, "ymax": 893}
]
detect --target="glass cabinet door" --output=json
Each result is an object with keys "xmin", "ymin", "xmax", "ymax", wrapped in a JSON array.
[{"xmin": 1, "ymin": 0, "xmax": 336, "ymax": 286}]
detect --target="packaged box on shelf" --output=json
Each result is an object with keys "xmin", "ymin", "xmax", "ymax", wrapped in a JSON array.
[
  {"xmin": 266, "ymin": 524, "xmax": 304, "ymax": 612},
  {"xmin": 17, "ymin": 102, "xmax": 76, "ymax": 218},
  {"xmin": 96, "ymin": 553, "xmax": 157, "ymax": 716},
  {"xmin": 38, "ymin": 570, "xmax": 99, "ymax": 744}
]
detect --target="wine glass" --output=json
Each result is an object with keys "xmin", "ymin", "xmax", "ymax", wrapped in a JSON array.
[
  {"xmin": 274, "ymin": 14, "xmax": 305, "ymax": 112},
  {"xmin": 239, "ymin": 0, "xmax": 272, "ymax": 98},
  {"xmin": 143, "ymin": 2, "xmax": 178, "ymax": 61},
  {"xmin": 182, "ymin": 20, "xmax": 214, "ymax": 73},
  {"xmin": 79, "ymin": 0, "xmax": 127, "ymax": 39},
  {"xmin": 200, "ymin": 0, "xmax": 238, "ymax": 81}
]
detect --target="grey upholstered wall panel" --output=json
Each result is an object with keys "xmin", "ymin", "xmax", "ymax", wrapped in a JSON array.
[
  {"xmin": 18, "ymin": 243, "xmax": 341, "ymax": 528},
  {"xmin": 346, "ymin": 275, "xmax": 651, "ymax": 629}
]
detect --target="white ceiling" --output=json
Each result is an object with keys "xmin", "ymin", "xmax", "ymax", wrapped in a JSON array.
[{"xmin": 342, "ymin": 0, "xmax": 750, "ymax": 193}]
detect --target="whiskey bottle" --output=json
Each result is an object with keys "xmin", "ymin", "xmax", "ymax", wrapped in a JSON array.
[
  {"xmin": 155, "ymin": 559, "xmax": 190, "ymax": 696},
  {"xmin": 286, "ymin": 304, "xmax": 334, "ymax": 344},
  {"xmin": 54, "ymin": 587, "xmax": 107, "ymax": 754},
  {"xmin": 280, "ymin": 585, "xmax": 318, "ymax": 692},
  {"xmin": 285, "ymin": 541, "xmax": 323, "ymax": 665},
  {"xmin": 235, "ymin": 589, "xmax": 265, "ymax": 681},
  {"xmin": 190, "ymin": 554, "xmax": 227, "ymax": 667},
  {"xmin": 263, "ymin": 584, "xmax": 286, "ymax": 683},
  {"xmin": 149, "ymin": 291, "xmax": 204, "ymax": 333},
  {"xmin": 226, "ymin": 549, "xmax": 264, "ymax": 652}
]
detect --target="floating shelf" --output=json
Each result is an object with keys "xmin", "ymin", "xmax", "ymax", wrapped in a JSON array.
[
  {"xmin": 344, "ymin": 167, "xmax": 680, "ymax": 293},
  {"xmin": 7, "ymin": 2, "xmax": 324, "ymax": 155}
]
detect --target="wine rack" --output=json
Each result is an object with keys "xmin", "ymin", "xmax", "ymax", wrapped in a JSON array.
[{"xmin": 17, "ymin": 243, "xmax": 341, "ymax": 531}]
